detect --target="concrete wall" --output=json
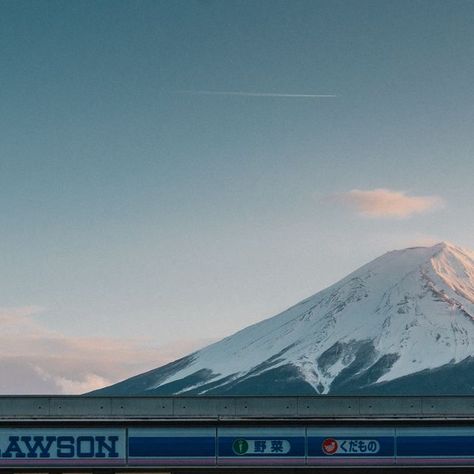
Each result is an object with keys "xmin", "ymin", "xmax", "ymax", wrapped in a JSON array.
[{"xmin": 1, "ymin": 396, "xmax": 474, "ymax": 419}]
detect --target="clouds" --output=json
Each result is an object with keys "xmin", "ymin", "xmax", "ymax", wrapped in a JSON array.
[
  {"xmin": 0, "ymin": 307, "xmax": 212, "ymax": 394},
  {"xmin": 333, "ymin": 188, "xmax": 445, "ymax": 218}
]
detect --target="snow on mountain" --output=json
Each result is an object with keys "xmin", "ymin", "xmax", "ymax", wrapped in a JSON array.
[{"xmin": 92, "ymin": 242, "xmax": 474, "ymax": 396}]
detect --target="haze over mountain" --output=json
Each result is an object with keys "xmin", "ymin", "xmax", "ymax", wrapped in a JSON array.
[{"xmin": 93, "ymin": 242, "xmax": 474, "ymax": 396}]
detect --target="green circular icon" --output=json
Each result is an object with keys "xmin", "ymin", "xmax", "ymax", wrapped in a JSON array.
[{"xmin": 233, "ymin": 439, "xmax": 249, "ymax": 455}]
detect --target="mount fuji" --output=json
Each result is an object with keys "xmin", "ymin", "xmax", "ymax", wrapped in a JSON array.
[{"xmin": 93, "ymin": 242, "xmax": 474, "ymax": 396}]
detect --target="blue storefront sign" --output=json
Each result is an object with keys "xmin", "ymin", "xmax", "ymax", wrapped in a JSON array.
[
  {"xmin": 307, "ymin": 427, "xmax": 395, "ymax": 465},
  {"xmin": 218, "ymin": 427, "xmax": 305, "ymax": 465},
  {"xmin": 128, "ymin": 427, "xmax": 216, "ymax": 466},
  {"xmin": 3, "ymin": 424, "xmax": 474, "ymax": 468},
  {"xmin": 397, "ymin": 427, "xmax": 474, "ymax": 465}
]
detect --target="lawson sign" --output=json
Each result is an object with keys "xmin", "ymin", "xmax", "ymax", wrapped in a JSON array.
[
  {"xmin": 0, "ymin": 429, "xmax": 125, "ymax": 466},
  {"xmin": 5, "ymin": 426, "xmax": 474, "ymax": 468}
]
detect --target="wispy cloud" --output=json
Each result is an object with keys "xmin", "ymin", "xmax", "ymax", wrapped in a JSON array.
[
  {"xmin": 175, "ymin": 90, "xmax": 337, "ymax": 98},
  {"xmin": 0, "ymin": 307, "xmax": 214, "ymax": 394},
  {"xmin": 332, "ymin": 188, "xmax": 445, "ymax": 218}
]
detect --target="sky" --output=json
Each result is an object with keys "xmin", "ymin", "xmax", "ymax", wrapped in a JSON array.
[{"xmin": 1, "ymin": 0, "xmax": 473, "ymax": 393}]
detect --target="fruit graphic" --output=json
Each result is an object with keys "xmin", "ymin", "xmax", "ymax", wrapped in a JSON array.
[{"xmin": 322, "ymin": 438, "xmax": 338, "ymax": 455}]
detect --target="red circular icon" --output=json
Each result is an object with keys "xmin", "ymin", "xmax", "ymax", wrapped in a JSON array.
[{"xmin": 322, "ymin": 438, "xmax": 338, "ymax": 455}]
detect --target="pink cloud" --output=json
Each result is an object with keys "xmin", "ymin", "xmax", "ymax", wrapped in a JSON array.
[
  {"xmin": 0, "ymin": 307, "xmax": 213, "ymax": 394},
  {"xmin": 335, "ymin": 188, "xmax": 445, "ymax": 218}
]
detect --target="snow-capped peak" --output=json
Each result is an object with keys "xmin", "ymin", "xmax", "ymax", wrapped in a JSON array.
[{"xmin": 95, "ymin": 242, "xmax": 474, "ymax": 396}]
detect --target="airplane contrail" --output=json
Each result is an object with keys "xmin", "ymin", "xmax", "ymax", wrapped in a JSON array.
[{"xmin": 175, "ymin": 90, "xmax": 337, "ymax": 98}]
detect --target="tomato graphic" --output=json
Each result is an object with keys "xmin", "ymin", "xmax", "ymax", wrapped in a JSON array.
[{"xmin": 322, "ymin": 438, "xmax": 338, "ymax": 455}]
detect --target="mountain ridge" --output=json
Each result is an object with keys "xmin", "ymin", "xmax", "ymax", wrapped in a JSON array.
[{"xmin": 91, "ymin": 241, "xmax": 474, "ymax": 396}]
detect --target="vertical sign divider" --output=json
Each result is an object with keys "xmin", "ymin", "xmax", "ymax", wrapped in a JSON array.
[
  {"xmin": 215, "ymin": 424, "xmax": 218, "ymax": 465},
  {"xmin": 305, "ymin": 425, "xmax": 308, "ymax": 466},
  {"xmin": 125, "ymin": 426, "xmax": 129, "ymax": 467},
  {"xmin": 394, "ymin": 426, "xmax": 397, "ymax": 464}
]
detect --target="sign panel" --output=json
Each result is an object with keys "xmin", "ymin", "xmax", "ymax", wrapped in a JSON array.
[
  {"xmin": 0, "ymin": 429, "xmax": 125, "ymax": 467},
  {"xmin": 397, "ymin": 427, "xmax": 474, "ymax": 465},
  {"xmin": 128, "ymin": 428, "xmax": 216, "ymax": 466},
  {"xmin": 218, "ymin": 427, "xmax": 305, "ymax": 465},
  {"xmin": 5, "ymin": 424, "xmax": 474, "ymax": 468},
  {"xmin": 307, "ymin": 427, "xmax": 395, "ymax": 466}
]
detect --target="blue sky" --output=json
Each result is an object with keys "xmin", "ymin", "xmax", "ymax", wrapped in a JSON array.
[{"xmin": 1, "ymin": 0, "xmax": 473, "ymax": 392}]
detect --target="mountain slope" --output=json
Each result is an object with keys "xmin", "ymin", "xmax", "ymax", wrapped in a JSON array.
[{"xmin": 92, "ymin": 242, "xmax": 474, "ymax": 395}]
